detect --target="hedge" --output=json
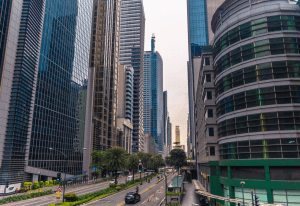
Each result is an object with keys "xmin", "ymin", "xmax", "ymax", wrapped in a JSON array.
[
  {"xmin": 48, "ymin": 173, "xmax": 159, "ymax": 206},
  {"xmin": 0, "ymin": 190, "xmax": 53, "ymax": 204}
]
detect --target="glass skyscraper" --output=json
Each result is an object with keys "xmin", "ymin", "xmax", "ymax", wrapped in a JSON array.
[
  {"xmin": 0, "ymin": 0, "xmax": 93, "ymax": 184},
  {"xmin": 120, "ymin": 0, "xmax": 145, "ymax": 153},
  {"xmin": 28, "ymin": 0, "xmax": 93, "ymax": 176},
  {"xmin": 143, "ymin": 35, "xmax": 164, "ymax": 152}
]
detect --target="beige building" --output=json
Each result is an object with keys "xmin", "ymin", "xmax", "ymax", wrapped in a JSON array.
[{"xmin": 175, "ymin": 126, "xmax": 180, "ymax": 143}]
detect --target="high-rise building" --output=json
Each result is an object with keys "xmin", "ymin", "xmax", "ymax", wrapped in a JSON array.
[
  {"xmin": 0, "ymin": 0, "xmax": 94, "ymax": 185},
  {"xmin": 167, "ymin": 117, "xmax": 172, "ymax": 153},
  {"xmin": 163, "ymin": 91, "xmax": 169, "ymax": 157},
  {"xmin": 187, "ymin": 0, "xmax": 224, "ymax": 170},
  {"xmin": 120, "ymin": 0, "xmax": 145, "ymax": 153},
  {"xmin": 175, "ymin": 126, "xmax": 180, "ymax": 143},
  {"xmin": 88, "ymin": 0, "xmax": 121, "ymax": 154},
  {"xmin": 116, "ymin": 65, "xmax": 134, "ymax": 154},
  {"xmin": 143, "ymin": 35, "xmax": 164, "ymax": 152},
  {"xmin": 193, "ymin": 0, "xmax": 300, "ymax": 204}
]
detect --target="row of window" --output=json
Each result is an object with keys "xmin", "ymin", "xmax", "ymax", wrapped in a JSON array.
[
  {"xmin": 217, "ymin": 85, "xmax": 300, "ymax": 117},
  {"xmin": 214, "ymin": 15, "xmax": 300, "ymax": 56},
  {"xmin": 215, "ymin": 37, "xmax": 300, "ymax": 75},
  {"xmin": 220, "ymin": 138, "xmax": 300, "ymax": 159},
  {"xmin": 216, "ymin": 60, "xmax": 300, "ymax": 96},
  {"xmin": 219, "ymin": 111, "xmax": 300, "ymax": 138}
]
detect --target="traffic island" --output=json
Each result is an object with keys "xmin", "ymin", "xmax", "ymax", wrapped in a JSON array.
[{"xmin": 47, "ymin": 173, "xmax": 159, "ymax": 206}]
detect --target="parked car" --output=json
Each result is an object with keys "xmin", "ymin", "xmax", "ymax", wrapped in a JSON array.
[
  {"xmin": 110, "ymin": 179, "xmax": 116, "ymax": 184},
  {"xmin": 125, "ymin": 192, "xmax": 141, "ymax": 204}
]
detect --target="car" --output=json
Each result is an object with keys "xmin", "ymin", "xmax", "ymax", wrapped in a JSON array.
[
  {"xmin": 125, "ymin": 192, "xmax": 141, "ymax": 204},
  {"xmin": 110, "ymin": 179, "xmax": 115, "ymax": 184}
]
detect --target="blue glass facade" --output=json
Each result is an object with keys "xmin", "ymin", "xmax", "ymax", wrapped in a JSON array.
[
  {"xmin": 143, "ymin": 36, "xmax": 164, "ymax": 152},
  {"xmin": 28, "ymin": 0, "xmax": 93, "ymax": 175},
  {"xmin": 187, "ymin": 0, "xmax": 209, "ymax": 57},
  {"xmin": 2, "ymin": 0, "xmax": 46, "ymax": 184},
  {"xmin": 0, "ymin": 0, "xmax": 13, "ymax": 86}
]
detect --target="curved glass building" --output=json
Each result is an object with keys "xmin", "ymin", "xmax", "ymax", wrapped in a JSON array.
[{"xmin": 208, "ymin": 0, "xmax": 300, "ymax": 205}]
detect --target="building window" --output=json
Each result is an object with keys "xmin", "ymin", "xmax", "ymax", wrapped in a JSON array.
[
  {"xmin": 209, "ymin": 128, "xmax": 214, "ymax": 136},
  {"xmin": 205, "ymin": 57, "xmax": 210, "ymax": 66},
  {"xmin": 208, "ymin": 109, "xmax": 213, "ymax": 117},
  {"xmin": 207, "ymin": 91, "xmax": 212, "ymax": 100},
  {"xmin": 210, "ymin": 147, "xmax": 215, "ymax": 156},
  {"xmin": 206, "ymin": 74, "xmax": 211, "ymax": 82}
]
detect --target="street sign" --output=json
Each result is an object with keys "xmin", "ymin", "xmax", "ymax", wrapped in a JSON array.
[{"xmin": 92, "ymin": 167, "xmax": 99, "ymax": 171}]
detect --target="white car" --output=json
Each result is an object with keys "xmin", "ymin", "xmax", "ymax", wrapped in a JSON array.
[{"xmin": 110, "ymin": 179, "xmax": 115, "ymax": 184}]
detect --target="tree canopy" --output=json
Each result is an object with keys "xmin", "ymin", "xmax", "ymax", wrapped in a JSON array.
[{"xmin": 168, "ymin": 149, "xmax": 187, "ymax": 169}]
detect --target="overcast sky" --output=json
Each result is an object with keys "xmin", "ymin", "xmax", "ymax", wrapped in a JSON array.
[{"xmin": 143, "ymin": 0, "xmax": 189, "ymax": 150}]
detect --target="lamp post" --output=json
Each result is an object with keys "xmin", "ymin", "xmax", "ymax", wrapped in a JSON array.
[
  {"xmin": 240, "ymin": 181, "xmax": 245, "ymax": 206},
  {"xmin": 139, "ymin": 159, "xmax": 142, "ymax": 185},
  {"xmin": 38, "ymin": 171, "xmax": 41, "ymax": 187},
  {"xmin": 49, "ymin": 147, "xmax": 86, "ymax": 203}
]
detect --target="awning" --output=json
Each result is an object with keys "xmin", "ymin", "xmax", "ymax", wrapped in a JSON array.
[{"xmin": 192, "ymin": 180, "xmax": 286, "ymax": 206}]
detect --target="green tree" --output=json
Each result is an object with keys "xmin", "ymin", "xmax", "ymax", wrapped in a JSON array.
[
  {"xmin": 168, "ymin": 149, "xmax": 187, "ymax": 191},
  {"xmin": 137, "ymin": 152, "xmax": 152, "ymax": 168},
  {"xmin": 126, "ymin": 154, "xmax": 139, "ymax": 182},
  {"xmin": 104, "ymin": 146, "xmax": 128, "ymax": 185},
  {"xmin": 90, "ymin": 150, "xmax": 104, "ymax": 177}
]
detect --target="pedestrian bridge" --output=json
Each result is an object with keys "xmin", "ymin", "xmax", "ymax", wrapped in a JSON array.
[{"xmin": 192, "ymin": 180, "xmax": 286, "ymax": 206}]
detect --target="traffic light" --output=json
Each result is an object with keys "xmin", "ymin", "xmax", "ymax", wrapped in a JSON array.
[
  {"xmin": 255, "ymin": 195, "xmax": 260, "ymax": 206},
  {"xmin": 57, "ymin": 173, "xmax": 61, "ymax": 181},
  {"xmin": 138, "ymin": 164, "xmax": 142, "ymax": 173}
]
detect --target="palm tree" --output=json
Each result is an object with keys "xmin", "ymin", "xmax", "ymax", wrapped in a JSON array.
[
  {"xmin": 104, "ymin": 147, "xmax": 128, "ymax": 185},
  {"xmin": 126, "ymin": 154, "xmax": 139, "ymax": 182}
]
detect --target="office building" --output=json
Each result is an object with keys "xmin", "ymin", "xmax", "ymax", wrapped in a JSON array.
[
  {"xmin": 194, "ymin": 0, "xmax": 300, "ymax": 205},
  {"xmin": 120, "ymin": 0, "xmax": 145, "ymax": 153},
  {"xmin": 116, "ymin": 65, "xmax": 134, "ymax": 154},
  {"xmin": 187, "ymin": 0, "xmax": 224, "ymax": 168},
  {"xmin": 167, "ymin": 117, "xmax": 172, "ymax": 153},
  {"xmin": 143, "ymin": 35, "xmax": 164, "ymax": 152},
  {"xmin": 0, "ymin": 0, "xmax": 94, "ymax": 185},
  {"xmin": 175, "ymin": 126, "xmax": 180, "ymax": 143},
  {"xmin": 163, "ymin": 91, "xmax": 169, "ymax": 157}
]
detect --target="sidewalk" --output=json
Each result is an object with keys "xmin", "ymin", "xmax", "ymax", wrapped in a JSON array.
[{"xmin": 181, "ymin": 181, "xmax": 200, "ymax": 206}]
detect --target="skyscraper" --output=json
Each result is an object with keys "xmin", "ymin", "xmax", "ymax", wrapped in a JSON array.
[
  {"xmin": 143, "ymin": 35, "xmax": 164, "ymax": 152},
  {"xmin": 0, "ymin": 0, "xmax": 94, "ymax": 185},
  {"xmin": 187, "ymin": 0, "xmax": 224, "ymax": 164},
  {"xmin": 120, "ymin": 0, "xmax": 145, "ymax": 153},
  {"xmin": 88, "ymin": 0, "xmax": 121, "ymax": 153},
  {"xmin": 163, "ymin": 91, "xmax": 169, "ymax": 157},
  {"xmin": 194, "ymin": 0, "xmax": 300, "ymax": 203},
  {"xmin": 116, "ymin": 65, "xmax": 134, "ymax": 154},
  {"xmin": 167, "ymin": 117, "xmax": 172, "ymax": 153},
  {"xmin": 175, "ymin": 126, "xmax": 180, "ymax": 143}
]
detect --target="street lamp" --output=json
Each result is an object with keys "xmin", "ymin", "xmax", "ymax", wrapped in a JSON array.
[
  {"xmin": 38, "ymin": 171, "xmax": 41, "ymax": 187},
  {"xmin": 139, "ymin": 159, "xmax": 142, "ymax": 185},
  {"xmin": 49, "ymin": 147, "xmax": 87, "ymax": 203},
  {"xmin": 240, "ymin": 181, "xmax": 245, "ymax": 206}
]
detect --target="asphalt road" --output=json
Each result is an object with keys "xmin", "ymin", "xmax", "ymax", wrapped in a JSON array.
[
  {"xmin": 85, "ymin": 173, "xmax": 176, "ymax": 206},
  {"xmin": 5, "ymin": 177, "xmax": 128, "ymax": 206}
]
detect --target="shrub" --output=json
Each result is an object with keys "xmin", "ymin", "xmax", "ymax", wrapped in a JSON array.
[
  {"xmin": 64, "ymin": 193, "xmax": 77, "ymax": 202},
  {"xmin": 23, "ymin": 182, "xmax": 32, "ymax": 187},
  {"xmin": 49, "ymin": 180, "xmax": 53, "ymax": 185},
  {"xmin": 33, "ymin": 181, "xmax": 40, "ymax": 189},
  {"xmin": 167, "ymin": 191, "xmax": 180, "ymax": 196},
  {"xmin": 109, "ymin": 183, "xmax": 116, "ymax": 188},
  {"xmin": 45, "ymin": 181, "xmax": 49, "ymax": 186},
  {"xmin": 115, "ymin": 186, "xmax": 121, "ymax": 191},
  {"xmin": 40, "ymin": 181, "xmax": 44, "ymax": 188},
  {"xmin": 0, "ymin": 190, "xmax": 53, "ymax": 204}
]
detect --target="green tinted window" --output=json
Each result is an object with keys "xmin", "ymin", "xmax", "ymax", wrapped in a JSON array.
[{"xmin": 255, "ymin": 39, "xmax": 269, "ymax": 47}]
